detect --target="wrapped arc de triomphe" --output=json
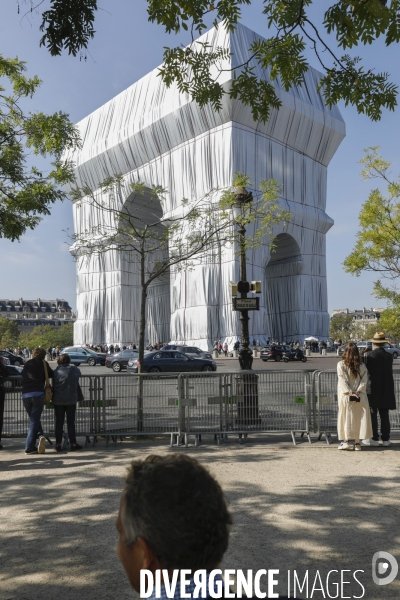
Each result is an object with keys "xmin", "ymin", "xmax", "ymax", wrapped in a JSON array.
[{"xmin": 67, "ymin": 24, "xmax": 345, "ymax": 350}]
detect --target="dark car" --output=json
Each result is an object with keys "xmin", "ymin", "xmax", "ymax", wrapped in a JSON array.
[
  {"xmin": 260, "ymin": 345, "xmax": 292, "ymax": 362},
  {"xmin": 105, "ymin": 350, "xmax": 139, "ymax": 372},
  {"xmin": 127, "ymin": 350, "xmax": 217, "ymax": 373},
  {"xmin": 60, "ymin": 346, "xmax": 107, "ymax": 366},
  {"xmin": 0, "ymin": 350, "xmax": 24, "ymax": 367}
]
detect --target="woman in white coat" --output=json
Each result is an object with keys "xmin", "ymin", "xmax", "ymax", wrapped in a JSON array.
[{"xmin": 337, "ymin": 342, "xmax": 372, "ymax": 450}]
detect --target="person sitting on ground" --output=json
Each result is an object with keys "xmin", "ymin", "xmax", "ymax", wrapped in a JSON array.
[
  {"xmin": 337, "ymin": 342, "xmax": 372, "ymax": 451},
  {"xmin": 21, "ymin": 347, "xmax": 53, "ymax": 455},
  {"xmin": 53, "ymin": 353, "xmax": 83, "ymax": 452},
  {"xmin": 116, "ymin": 454, "xmax": 292, "ymax": 599}
]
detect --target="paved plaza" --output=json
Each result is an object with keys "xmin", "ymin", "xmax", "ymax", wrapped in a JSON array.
[{"xmin": 1, "ymin": 434, "xmax": 400, "ymax": 600}]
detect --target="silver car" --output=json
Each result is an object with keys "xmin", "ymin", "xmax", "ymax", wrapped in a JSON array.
[
  {"xmin": 173, "ymin": 345, "xmax": 212, "ymax": 360},
  {"xmin": 339, "ymin": 341, "xmax": 399, "ymax": 359}
]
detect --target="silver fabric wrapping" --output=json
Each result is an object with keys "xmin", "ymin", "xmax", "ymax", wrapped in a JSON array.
[{"xmin": 66, "ymin": 24, "xmax": 345, "ymax": 349}]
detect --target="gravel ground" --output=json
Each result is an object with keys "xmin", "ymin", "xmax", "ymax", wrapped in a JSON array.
[{"xmin": 1, "ymin": 435, "xmax": 400, "ymax": 600}]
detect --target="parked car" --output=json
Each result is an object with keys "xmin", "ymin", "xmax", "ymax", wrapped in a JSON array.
[
  {"xmin": 0, "ymin": 350, "xmax": 24, "ymax": 366},
  {"xmin": 162, "ymin": 345, "xmax": 212, "ymax": 360},
  {"xmin": 105, "ymin": 350, "xmax": 139, "ymax": 372},
  {"xmin": 60, "ymin": 346, "xmax": 107, "ymax": 366},
  {"xmin": 260, "ymin": 345, "xmax": 292, "ymax": 362},
  {"xmin": 338, "ymin": 341, "xmax": 399, "ymax": 358},
  {"xmin": 127, "ymin": 350, "xmax": 217, "ymax": 373},
  {"xmin": 3, "ymin": 364, "xmax": 23, "ymax": 392}
]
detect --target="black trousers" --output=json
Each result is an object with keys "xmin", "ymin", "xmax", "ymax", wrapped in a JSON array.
[
  {"xmin": 0, "ymin": 387, "xmax": 4, "ymax": 442},
  {"xmin": 370, "ymin": 407, "xmax": 391, "ymax": 441},
  {"xmin": 54, "ymin": 404, "xmax": 77, "ymax": 445}
]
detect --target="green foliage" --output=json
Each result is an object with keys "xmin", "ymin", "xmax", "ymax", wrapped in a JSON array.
[
  {"xmin": 19, "ymin": 323, "xmax": 74, "ymax": 350},
  {"xmin": 379, "ymin": 307, "xmax": 400, "ymax": 340},
  {"xmin": 344, "ymin": 148, "xmax": 400, "ymax": 303},
  {"xmin": 148, "ymin": 0, "xmax": 400, "ymax": 123},
  {"xmin": 0, "ymin": 317, "xmax": 20, "ymax": 348},
  {"xmin": 330, "ymin": 314, "xmax": 381, "ymax": 342},
  {"xmin": 330, "ymin": 314, "xmax": 354, "ymax": 341},
  {"xmin": 13, "ymin": 1, "xmax": 400, "ymax": 122},
  {"xmin": 40, "ymin": 0, "xmax": 98, "ymax": 57},
  {"xmin": 0, "ymin": 55, "xmax": 80, "ymax": 240}
]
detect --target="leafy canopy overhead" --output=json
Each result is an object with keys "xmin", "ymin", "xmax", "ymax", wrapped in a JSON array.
[
  {"xmin": 24, "ymin": 0, "xmax": 400, "ymax": 122},
  {"xmin": 0, "ymin": 55, "xmax": 81, "ymax": 240}
]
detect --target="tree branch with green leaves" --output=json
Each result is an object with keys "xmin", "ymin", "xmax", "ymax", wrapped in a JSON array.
[
  {"xmin": 12, "ymin": 0, "xmax": 400, "ymax": 122},
  {"xmin": 0, "ymin": 55, "xmax": 81, "ymax": 240}
]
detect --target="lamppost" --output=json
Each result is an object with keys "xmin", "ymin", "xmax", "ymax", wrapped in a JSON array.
[
  {"xmin": 232, "ymin": 186, "xmax": 260, "ymax": 426},
  {"xmin": 234, "ymin": 186, "xmax": 254, "ymax": 371}
]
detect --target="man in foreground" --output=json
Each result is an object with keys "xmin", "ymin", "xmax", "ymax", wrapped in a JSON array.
[
  {"xmin": 116, "ymin": 454, "xmax": 292, "ymax": 599},
  {"xmin": 363, "ymin": 332, "xmax": 396, "ymax": 447}
]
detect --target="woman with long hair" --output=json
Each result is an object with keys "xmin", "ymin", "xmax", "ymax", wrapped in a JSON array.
[{"xmin": 337, "ymin": 342, "xmax": 372, "ymax": 450}]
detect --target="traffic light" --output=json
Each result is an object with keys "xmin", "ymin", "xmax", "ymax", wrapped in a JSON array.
[
  {"xmin": 230, "ymin": 282, "xmax": 238, "ymax": 297},
  {"xmin": 250, "ymin": 281, "xmax": 262, "ymax": 293}
]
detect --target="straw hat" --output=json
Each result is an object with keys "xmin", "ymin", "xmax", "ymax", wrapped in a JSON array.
[{"xmin": 368, "ymin": 332, "xmax": 389, "ymax": 344}]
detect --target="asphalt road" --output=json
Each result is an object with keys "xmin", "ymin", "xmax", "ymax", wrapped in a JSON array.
[{"xmin": 51, "ymin": 354, "xmax": 342, "ymax": 376}]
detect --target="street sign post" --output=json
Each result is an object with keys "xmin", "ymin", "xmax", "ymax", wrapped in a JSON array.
[{"xmin": 232, "ymin": 297, "xmax": 260, "ymax": 311}]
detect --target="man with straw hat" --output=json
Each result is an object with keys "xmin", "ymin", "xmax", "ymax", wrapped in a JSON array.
[{"xmin": 362, "ymin": 332, "xmax": 396, "ymax": 447}]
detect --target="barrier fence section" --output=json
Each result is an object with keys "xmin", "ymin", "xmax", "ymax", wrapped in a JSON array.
[
  {"xmin": 2, "ymin": 371, "xmax": 312, "ymax": 446},
  {"xmin": 175, "ymin": 370, "xmax": 312, "ymax": 446},
  {"xmin": 314, "ymin": 369, "xmax": 400, "ymax": 444}
]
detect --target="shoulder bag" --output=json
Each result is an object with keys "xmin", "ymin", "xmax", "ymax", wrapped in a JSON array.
[{"xmin": 43, "ymin": 360, "xmax": 53, "ymax": 404}]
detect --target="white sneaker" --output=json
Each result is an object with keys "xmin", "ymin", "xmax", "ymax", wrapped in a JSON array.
[
  {"xmin": 362, "ymin": 439, "xmax": 380, "ymax": 446},
  {"xmin": 354, "ymin": 443, "xmax": 362, "ymax": 451},
  {"xmin": 382, "ymin": 440, "xmax": 391, "ymax": 447},
  {"xmin": 38, "ymin": 436, "xmax": 46, "ymax": 454},
  {"xmin": 338, "ymin": 441, "xmax": 354, "ymax": 450}
]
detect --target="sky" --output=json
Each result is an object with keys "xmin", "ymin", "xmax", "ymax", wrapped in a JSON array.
[{"xmin": 1, "ymin": 0, "xmax": 400, "ymax": 313}]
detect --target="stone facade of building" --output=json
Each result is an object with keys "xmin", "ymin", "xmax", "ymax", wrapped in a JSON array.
[{"xmin": 0, "ymin": 298, "xmax": 75, "ymax": 333}]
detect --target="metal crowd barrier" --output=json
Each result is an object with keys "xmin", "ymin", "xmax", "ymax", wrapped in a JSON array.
[
  {"xmin": 175, "ymin": 370, "xmax": 312, "ymax": 446},
  {"xmin": 2, "ymin": 371, "xmax": 312, "ymax": 447},
  {"xmin": 313, "ymin": 369, "xmax": 400, "ymax": 444},
  {"xmin": 10, "ymin": 368, "xmax": 400, "ymax": 448}
]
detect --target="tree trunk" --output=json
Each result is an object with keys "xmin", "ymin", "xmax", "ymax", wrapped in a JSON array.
[{"xmin": 137, "ymin": 258, "xmax": 148, "ymax": 432}]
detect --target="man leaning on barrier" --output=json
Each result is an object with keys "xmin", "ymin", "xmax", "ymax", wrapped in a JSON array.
[{"xmin": 116, "ymin": 454, "xmax": 293, "ymax": 599}]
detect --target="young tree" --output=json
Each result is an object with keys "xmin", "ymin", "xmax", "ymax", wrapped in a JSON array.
[
  {"xmin": 0, "ymin": 55, "xmax": 80, "ymax": 240},
  {"xmin": 379, "ymin": 306, "xmax": 400, "ymax": 341},
  {"xmin": 344, "ymin": 147, "xmax": 400, "ymax": 305},
  {"xmin": 0, "ymin": 317, "xmax": 20, "ymax": 348},
  {"xmin": 18, "ymin": 1, "xmax": 399, "ymax": 122},
  {"xmin": 19, "ymin": 323, "xmax": 74, "ymax": 350},
  {"xmin": 70, "ymin": 173, "xmax": 289, "ymax": 372},
  {"xmin": 330, "ymin": 313, "xmax": 354, "ymax": 341}
]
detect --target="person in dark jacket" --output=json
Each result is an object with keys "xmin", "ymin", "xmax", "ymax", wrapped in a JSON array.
[
  {"xmin": 362, "ymin": 332, "xmax": 396, "ymax": 447},
  {"xmin": 53, "ymin": 353, "xmax": 82, "ymax": 452},
  {"xmin": 0, "ymin": 356, "xmax": 9, "ymax": 450},
  {"xmin": 21, "ymin": 347, "xmax": 54, "ymax": 454}
]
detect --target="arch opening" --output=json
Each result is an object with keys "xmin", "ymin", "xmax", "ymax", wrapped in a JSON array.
[{"xmin": 265, "ymin": 233, "xmax": 302, "ymax": 342}]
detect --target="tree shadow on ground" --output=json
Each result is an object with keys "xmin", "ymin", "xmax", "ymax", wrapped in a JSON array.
[{"xmin": 0, "ymin": 439, "xmax": 399, "ymax": 600}]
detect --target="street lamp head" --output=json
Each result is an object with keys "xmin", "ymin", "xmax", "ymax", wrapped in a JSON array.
[{"xmin": 234, "ymin": 187, "xmax": 253, "ymax": 206}]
